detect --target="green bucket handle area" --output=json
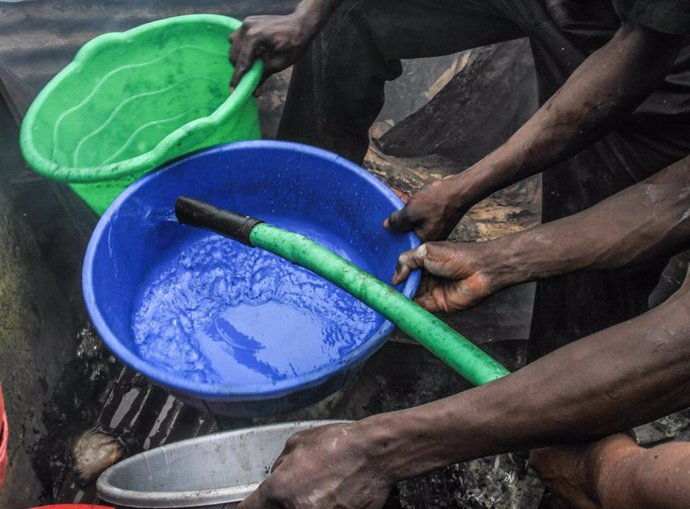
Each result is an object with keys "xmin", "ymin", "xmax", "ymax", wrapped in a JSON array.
[{"xmin": 20, "ymin": 14, "xmax": 263, "ymax": 215}]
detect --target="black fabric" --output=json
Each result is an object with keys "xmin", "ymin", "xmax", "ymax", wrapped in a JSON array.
[
  {"xmin": 613, "ymin": 0, "xmax": 690, "ymax": 35},
  {"xmin": 279, "ymin": 0, "xmax": 525, "ymax": 164},
  {"xmin": 278, "ymin": 0, "xmax": 690, "ymax": 359}
]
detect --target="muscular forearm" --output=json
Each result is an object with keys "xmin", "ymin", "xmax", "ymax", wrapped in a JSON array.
[
  {"xmin": 443, "ymin": 23, "xmax": 683, "ymax": 208},
  {"xmin": 477, "ymin": 155, "xmax": 690, "ymax": 289},
  {"xmin": 356, "ymin": 284, "xmax": 690, "ymax": 482}
]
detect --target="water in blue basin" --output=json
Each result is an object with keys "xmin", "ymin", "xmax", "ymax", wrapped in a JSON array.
[
  {"xmin": 131, "ymin": 233, "xmax": 380, "ymax": 386},
  {"xmin": 83, "ymin": 141, "xmax": 421, "ymax": 413}
]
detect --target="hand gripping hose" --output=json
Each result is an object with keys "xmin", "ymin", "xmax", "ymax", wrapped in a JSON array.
[{"xmin": 175, "ymin": 196, "xmax": 510, "ymax": 386}]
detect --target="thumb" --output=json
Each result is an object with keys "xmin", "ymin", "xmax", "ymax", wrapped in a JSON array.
[
  {"xmin": 393, "ymin": 242, "xmax": 465, "ymax": 284},
  {"xmin": 384, "ymin": 206, "xmax": 417, "ymax": 233},
  {"xmin": 392, "ymin": 244, "xmax": 428, "ymax": 284}
]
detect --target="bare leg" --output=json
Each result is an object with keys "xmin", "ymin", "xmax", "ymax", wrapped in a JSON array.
[{"xmin": 532, "ymin": 433, "xmax": 690, "ymax": 509}]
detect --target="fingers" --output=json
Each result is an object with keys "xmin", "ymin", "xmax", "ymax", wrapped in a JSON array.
[
  {"xmin": 240, "ymin": 434, "xmax": 299, "ymax": 509},
  {"xmin": 413, "ymin": 274, "xmax": 457, "ymax": 312},
  {"xmin": 230, "ymin": 45, "xmax": 257, "ymax": 88},
  {"xmin": 384, "ymin": 206, "xmax": 418, "ymax": 233},
  {"xmin": 230, "ymin": 27, "xmax": 261, "ymax": 88},
  {"xmin": 416, "ymin": 273, "xmax": 492, "ymax": 313},
  {"xmin": 229, "ymin": 28, "xmax": 244, "ymax": 83},
  {"xmin": 392, "ymin": 244, "xmax": 427, "ymax": 285},
  {"xmin": 394, "ymin": 242, "xmax": 493, "ymax": 312},
  {"xmin": 394, "ymin": 242, "xmax": 462, "ymax": 284},
  {"xmin": 415, "ymin": 289, "xmax": 443, "ymax": 312},
  {"xmin": 229, "ymin": 29, "xmax": 241, "ymax": 64},
  {"xmin": 237, "ymin": 481, "xmax": 282, "ymax": 509},
  {"xmin": 383, "ymin": 188, "xmax": 411, "ymax": 231},
  {"xmin": 268, "ymin": 429, "xmax": 305, "ymax": 475},
  {"xmin": 414, "ymin": 276, "xmax": 446, "ymax": 312}
]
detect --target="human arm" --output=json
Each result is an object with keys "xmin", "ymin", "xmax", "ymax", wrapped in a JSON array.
[
  {"xmin": 385, "ymin": 21, "xmax": 685, "ymax": 240},
  {"xmin": 594, "ymin": 437, "xmax": 690, "ymax": 509},
  {"xmin": 392, "ymin": 154, "xmax": 690, "ymax": 312},
  {"xmin": 239, "ymin": 269, "xmax": 690, "ymax": 509},
  {"xmin": 531, "ymin": 433, "xmax": 690, "ymax": 509},
  {"xmin": 229, "ymin": 0, "xmax": 344, "ymax": 87}
]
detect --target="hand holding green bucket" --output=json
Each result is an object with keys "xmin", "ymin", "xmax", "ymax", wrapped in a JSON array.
[{"xmin": 20, "ymin": 14, "xmax": 263, "ymax": 215}]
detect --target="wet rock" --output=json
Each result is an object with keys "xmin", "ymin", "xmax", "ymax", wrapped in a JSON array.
[
  {"xmin": 70, "ymin": 428, "xmax": 125, "ymax": 483},
  {"xmin": 399, "ymin": 454, "xmax": 543, "ymax": 509},
  {"xmin": 0, "ymin": 79, "xmax": 82, "ymax": 507},
  {"xmin": 378, "ymin": 39, "xmax": 538, "ymax": 169},
  {"xmin": 634, "ymin": 408, "xmax": 690, "ymax": 446},
  {"xmin": 76, "ymin": 326, "xmax": 105, "ymax": 361}
]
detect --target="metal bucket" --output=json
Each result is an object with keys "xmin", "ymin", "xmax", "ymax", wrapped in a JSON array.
[{"xmin": 97, "ymin": 420, "xmax": 347, "ymax": 508}]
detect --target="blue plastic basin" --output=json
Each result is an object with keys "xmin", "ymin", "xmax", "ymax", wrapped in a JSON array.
[{"xmin": 83, "ymin": 141, "xmax": 420, "ymax": 416}]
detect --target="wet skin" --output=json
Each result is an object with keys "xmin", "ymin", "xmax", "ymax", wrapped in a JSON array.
[
  {"xmin": 531, "ymin": 434, "xmax": 690, "ymax": 509},
  {"xmin": 393, "ymin": 155, "xmax": 690, "ymax": 312},
  {"xmin": 238, "ymin": 164, "xmax": 690, "ymax": 508},
  {"xmin": 230, "ymin": 3, "xmax": 690, "ymax": 508},
  {"xmin": 229, "ymin": 0, "xmax": 343, "ymax": 88},
  {"xmin": 384, "ymin": 19, "xmax": 685, "ymax": 240}
]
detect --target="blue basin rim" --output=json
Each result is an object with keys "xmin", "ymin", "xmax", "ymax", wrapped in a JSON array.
[{"xmin": 82, "ymin": 140, "xmax": 421, "ymax": 401}]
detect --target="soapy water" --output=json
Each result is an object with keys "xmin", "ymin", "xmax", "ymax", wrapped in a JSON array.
[{"xmin": 131, "ymin": 234, "xmax": 381, "ymax": 386}]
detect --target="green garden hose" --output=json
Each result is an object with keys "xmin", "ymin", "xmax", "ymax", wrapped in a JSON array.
[{"xmin": 175, "ymin": 196, "xmax": 511, "ymax": 386}]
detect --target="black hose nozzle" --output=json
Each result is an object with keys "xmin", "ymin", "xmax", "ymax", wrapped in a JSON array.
[{"xmin": 175, "ymin": 196, "xmax": 262, "ymax": 246}]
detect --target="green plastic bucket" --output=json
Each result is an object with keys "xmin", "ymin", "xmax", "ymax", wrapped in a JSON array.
[{"xmin": 20, "ymin": 14, "xmax": 262, "ymax": 215}]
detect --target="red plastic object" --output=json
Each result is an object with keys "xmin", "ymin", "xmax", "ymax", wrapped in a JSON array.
[{"xmin": 0, "ymin": 385, "xmax": 7, "ymax": 494}]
